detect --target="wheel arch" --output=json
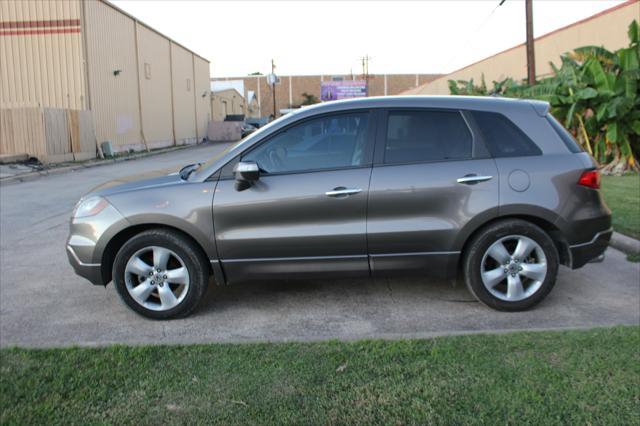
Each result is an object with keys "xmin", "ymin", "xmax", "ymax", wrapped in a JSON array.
[
  {"xmin": 100, "ymin": 224, "xmax": 213, "ymax": 286},
  {"xmin": 456, "ymin": 214, "xmax": 571, "ymax": 274}
]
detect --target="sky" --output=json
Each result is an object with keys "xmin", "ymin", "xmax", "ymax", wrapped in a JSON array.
[{"xmin": 111, "ymin": 0, "xmax": 628, "ymax": 77}]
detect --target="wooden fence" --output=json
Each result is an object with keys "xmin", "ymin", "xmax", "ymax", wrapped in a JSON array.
[{"xmin": 0, "ymin": 108, "xmax": 96, "ymax": 163}]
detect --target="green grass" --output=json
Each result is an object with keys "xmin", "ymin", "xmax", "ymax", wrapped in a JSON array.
[
  {"xmin": 1, "ymin": 327, "xmax": 639, "ymax": 425},
  {"xmin": 601, "ymin": 174, "xmax": 640, "ymax": 239}
]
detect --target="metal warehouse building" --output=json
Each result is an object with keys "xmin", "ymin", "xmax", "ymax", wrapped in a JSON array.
[{"xmin": 1, "ymin": 0, "xmax": 211, "ymax": 162}]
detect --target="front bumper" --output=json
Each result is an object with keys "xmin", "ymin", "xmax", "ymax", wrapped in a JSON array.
[
  {"xmin": 66, "ymin": 245, "xmax": 104, "ymax": 285},
  {"xmin": 66, "ymin": 201, "xmax": 127, "ymax": 286},
  {"xmin": 569, "ymin": 228, "xmax": 612, "ymax": 269}
]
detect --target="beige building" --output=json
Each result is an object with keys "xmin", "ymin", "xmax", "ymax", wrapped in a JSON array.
[
  {"xmin": 211, "ymin": 88, "xmax": 245, "ymax": 122},
  {"xmin": 212, "ymin": 74, "xmax": 442, "ymax": 119},
  {"xmin": 1, "ymin": 0, "xmax": 211, "ymax": 162},
  {"xmin": 405, "ymin": 0, "xmax": 640, "ymax": 96}
]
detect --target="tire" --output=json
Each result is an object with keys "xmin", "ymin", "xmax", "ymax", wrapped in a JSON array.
[
  {"xmin": 112, "ymin": 229, "xmax": 209, "ymax": 319},
  {"xmin": 463, "ymin": 219, "xmax": 559, "ymax": 311}
]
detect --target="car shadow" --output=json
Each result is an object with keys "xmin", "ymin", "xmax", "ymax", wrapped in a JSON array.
[{"xmin": 196, "ymin": 275, "xmax": 477, "ymax": 316}]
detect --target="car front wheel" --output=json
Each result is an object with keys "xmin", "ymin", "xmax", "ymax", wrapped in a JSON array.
[
  {"xmin": 463, "ymin": 219, "xmax": 559, "ymax": 311},
  {"xmin": 112, "ymin": 229, "xmax": 209, "ymax": 319}
]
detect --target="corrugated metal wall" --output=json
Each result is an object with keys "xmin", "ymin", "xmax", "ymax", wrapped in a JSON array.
[
  {"xmin": 194, "ymin": 56, "xmax": 211, "ymax": 140},
  {"xmin": 0, "ymin": 108, "xmax": 47, "ymax": 159},
  {"xmin": 0, "ymin": 0, "xmax": 86, "ymax": 109},
  {"xmin": 1, "ymin": 0, "xmax": 211, "ymax": 157},
  {"xmin": 170, "ymin": 43, "xmax": 197, "ymax": 143},
  {"xmin": 136, "ymin": 24, "xmax": 173, "ymax": 147},
  {"xmin": 84, "ymin": 0, "xmax": 142, "ymax": 149},
  {"xmin": 84, "ymin": 0, "xmax": 210, "ymax": 151}
]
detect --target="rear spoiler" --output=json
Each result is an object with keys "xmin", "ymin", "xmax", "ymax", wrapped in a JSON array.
[{"xmin": 528, "ymin": 100, "xmax": 550, "ymax": 117}]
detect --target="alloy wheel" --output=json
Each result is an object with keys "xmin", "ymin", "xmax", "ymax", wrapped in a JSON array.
[
  {"xmin": 124, "ymin": 246, "xmax": 190, "ymax": 311},
  {"xmin": 480, "ymin": 235, "xmax": 547, "ymax": 302}
]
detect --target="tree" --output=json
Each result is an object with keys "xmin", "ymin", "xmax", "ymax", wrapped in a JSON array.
[{"xmin": 300, "ymin": 92, "xmax": 320, "ymax": 106}]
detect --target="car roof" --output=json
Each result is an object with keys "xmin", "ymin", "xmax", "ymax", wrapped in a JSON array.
[{"xmin": 295, "ymin": 95, "xmax": 549, "ymax": 117}]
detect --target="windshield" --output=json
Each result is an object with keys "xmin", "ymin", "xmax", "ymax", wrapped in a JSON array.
[{"xmin": 193, "ymin": 109, "xmax": 303, "ymax": 175}]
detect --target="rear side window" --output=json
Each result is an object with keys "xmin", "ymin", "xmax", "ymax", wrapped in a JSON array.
[
  {"xmin": 470, "ymin": 111, "xmax": 542, "ymax": 158},
  {"xmin": 384, "ymin": 110, "xmax": 472, "ymax": 164},
  {"xmin": 547, "ymin": 114, "xmax": 583, "ymax": 153}
]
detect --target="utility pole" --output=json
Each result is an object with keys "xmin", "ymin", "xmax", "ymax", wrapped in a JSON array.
[
  {"xmin": 360, "ymin": 54, "xmax": 371, "ymax": 96},
  {"xmin": 271, "ymin": 59, "xmax": 277, "ymax": 119},
  {"xmin": 525, "ymin": 0, "xmax": 536, "ymax": 85}
]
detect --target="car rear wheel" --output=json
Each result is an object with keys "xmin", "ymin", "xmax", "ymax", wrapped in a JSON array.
[
  {"xmin": 463, "ymin": 219, "xmax": 559, "ymax": 311},
  {"xmin": 113, "ymin": 229, "xmax": 209, "ymax": 319}
]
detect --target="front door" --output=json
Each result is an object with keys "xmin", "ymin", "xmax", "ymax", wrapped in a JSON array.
[
  {"xmin": 367, "ymin": 108, "xmax": 499, "ymax": 278},
  {"xmin": 213, "ymin": 111, "xmax": 375, "ymax": 283}
]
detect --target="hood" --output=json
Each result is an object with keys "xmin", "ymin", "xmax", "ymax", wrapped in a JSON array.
[{"xmin": 88, "ymin": 168, "xmax": 185, "ymax": 198}]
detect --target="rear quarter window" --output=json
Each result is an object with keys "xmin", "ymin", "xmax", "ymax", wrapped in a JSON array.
[
  {"xmin": 469, "ymin": 110, "xmax": 542, "ymax": 158},
  {"xmin": 546, "ymin": 114, "xmax": 584, "ymax": 153}
]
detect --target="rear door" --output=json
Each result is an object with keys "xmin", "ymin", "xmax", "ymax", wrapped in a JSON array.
[
  {"xmin": 213, "ymin": 111, "xmax": 375, "ymax": 282},
  {"xmin": 367, "ymin": 108, "xmax": 499, "ymax": 278}
]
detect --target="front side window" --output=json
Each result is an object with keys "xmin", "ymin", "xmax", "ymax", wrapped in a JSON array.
[
  {"xmin": 243, "ymin": 112, "xmax": 370, "ymax": 174},
  {"xmin": 384, "ymin": 110, "xmax": 472, "ymax": 164}
]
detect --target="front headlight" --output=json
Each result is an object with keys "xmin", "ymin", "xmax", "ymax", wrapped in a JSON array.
[{"xmin": 73, "ymin": 196, "xmax": 109, "ymax": 218}]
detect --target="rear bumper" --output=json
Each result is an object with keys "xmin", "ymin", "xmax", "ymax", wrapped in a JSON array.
[{"xmin": 569, "ymin": 228, "xmax": 612, "ymax": 269}]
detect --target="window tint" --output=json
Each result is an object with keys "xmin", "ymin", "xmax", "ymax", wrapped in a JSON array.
[
  {"xmin": 547, "ymin": 114, "xmax": 583, "ymax": 153},
  {"xmin": 470, "ymin": 111, "xmax": 542, "ymax": 157},
  {"xmin": 243, "ymin": 113, "xmax": 369, "ymax": 173},
  {"xmin": 384, "ymin": 110, "xmax": 472, "ymax": 164}
]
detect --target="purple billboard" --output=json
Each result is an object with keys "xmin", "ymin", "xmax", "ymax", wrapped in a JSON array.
[{"xmin": 320, "ymin": 80, "xmax": 367, "ymax": 101}]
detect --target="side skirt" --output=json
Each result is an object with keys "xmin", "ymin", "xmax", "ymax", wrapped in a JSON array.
[{"xmin": 211, "ymin": 251, "xmax": 461, "ymax": 284}]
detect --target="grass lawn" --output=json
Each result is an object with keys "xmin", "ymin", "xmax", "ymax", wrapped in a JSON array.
[
  {"xmin": 1, "ymin": 327, "xmax": 638, "ymax": 425},
  {"xmin": 601, "ymin": 174, "xmax": 640, "ymax": 240}
]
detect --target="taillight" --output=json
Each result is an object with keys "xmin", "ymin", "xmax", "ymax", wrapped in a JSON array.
[{"xmin": 578, "ymin": 170, "xmax": 600, "ymax": 189}]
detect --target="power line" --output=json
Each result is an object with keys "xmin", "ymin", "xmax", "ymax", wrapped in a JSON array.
[{"xmin": 443, "ymin": 0, "xmax": 506, "ymax": 72}]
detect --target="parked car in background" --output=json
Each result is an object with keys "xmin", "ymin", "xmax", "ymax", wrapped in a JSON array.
[
  {"xmin": 67, "ymin": 96, "xmax": 611, "ymax": 319},
  {"xmin": 240, "ymin": 122, "xmax": 257, "ymax": 138}
]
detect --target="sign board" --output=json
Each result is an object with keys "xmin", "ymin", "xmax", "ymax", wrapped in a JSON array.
[
  {"xmin": 320, "ymin": 80, "xmax": 367, "ymax": 101},
  {"xmin": 266, "ymin": 73, "xmax": 280, "ymax": 85}
]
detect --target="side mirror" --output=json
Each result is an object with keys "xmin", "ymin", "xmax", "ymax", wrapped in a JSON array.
[{"xmin": 233, "ymin": 161, "xmax": 260, "ymax": 191}]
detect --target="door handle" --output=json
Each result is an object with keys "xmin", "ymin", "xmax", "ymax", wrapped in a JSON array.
[
  {"xmin": 325, "ymin": 187, "xmax": 362, "ymax": 197},
  {"xmin": 456, "ymin": 175, "xmax": 493, "ymax": 184}
]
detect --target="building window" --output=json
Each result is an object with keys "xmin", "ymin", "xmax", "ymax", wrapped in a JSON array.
[{"xmin": 144, "ymin": 63, "xmax": 151, "ymax": 79}]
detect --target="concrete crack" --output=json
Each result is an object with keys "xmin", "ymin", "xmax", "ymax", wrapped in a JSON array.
[{"xmin": 385, "ymin": 279, "xmax": 394, "ymax": 302}]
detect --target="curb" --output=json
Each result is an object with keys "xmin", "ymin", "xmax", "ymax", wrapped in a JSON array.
[
  {"xmin": 610, "ymin": 232, "xmax": 640, "ymax": 255},
  {"xmin": 0, "ymin": 144, "xmax": 197, "ymax": 186}
]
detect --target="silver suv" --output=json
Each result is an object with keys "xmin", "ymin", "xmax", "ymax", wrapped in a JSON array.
[{"xmin": 67, "ymin": 96, "xmax": 611, "ymax": 319}]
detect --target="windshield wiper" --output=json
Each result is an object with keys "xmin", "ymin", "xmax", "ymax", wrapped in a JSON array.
[{"xmin": 179, "ymin": 163, "xmax": 201, "ymax": 180}]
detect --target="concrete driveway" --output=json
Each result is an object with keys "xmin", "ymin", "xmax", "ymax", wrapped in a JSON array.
[{"xmin": 1, "ymin": 143, "xmax": 638, "ymax": 347}]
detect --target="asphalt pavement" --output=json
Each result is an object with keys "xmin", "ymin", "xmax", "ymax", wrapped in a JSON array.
[{"xmin": 1, "ymin": 143, "xmax": 638, "ymax": 347}]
